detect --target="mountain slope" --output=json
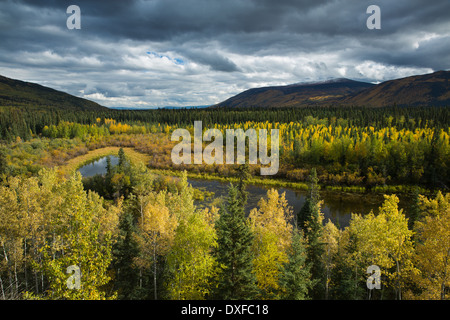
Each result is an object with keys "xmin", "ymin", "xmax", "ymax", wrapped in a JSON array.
[
  {"xmin": 213, "ymin": 70, "xmax": 450, "ymax": 108},
  {"xmin": 0, "ymin": 75, "xmax": 107, "ymax": 111},
  {"xmin": 213, "ymin": 79, "xmax": 375, "ymax": 108},
  {"xmin": 342, "ymin": 70, "xmax": 450, "ymax": 107}
]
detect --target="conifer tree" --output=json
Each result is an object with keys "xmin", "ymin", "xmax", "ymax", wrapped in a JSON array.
[
  {"xmin": 297, "ymin": 168, "xmax": 320, "ymax": 228},
  {"xmin": 214, "ymin": 183, "xmax": 258, "ymax": 299},
  {"xmin": 118, "ymin": 148, "xmax": 126, "ymax": 173},
  {"xmin": 236, "ymin": 162, "xmax": 250, "ymax": 206},
  {"xmin": 111, "ymin": 209, "xmax": 140, "ymax": 299},
  {"xmin": 278, "ymin": 229, "xmax": 312, "ymax": 299},
  {"xmin": 297, "ymin": 168, "xmax": 326, "ymax": 299}
]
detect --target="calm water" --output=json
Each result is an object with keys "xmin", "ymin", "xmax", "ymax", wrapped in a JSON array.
[
  {"xmin": 188, "ymin": 178, "xmax": 416, "ymax": 229},
  {"xmin": 78, "ymin": 156, "xmax": 119, "ymax": 177},
  {"xmin": 79, "ymin": 156, "xmax": 414, "ymax": 229}
]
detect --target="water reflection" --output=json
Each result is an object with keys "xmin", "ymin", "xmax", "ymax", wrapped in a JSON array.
[
  {"xmin": 77, "ymin": 156, "xmax": 119, "ymax": 177},
  {"xmin": 188, "ymin": 178, "xmax": 412, "ymax": 229},
  {"xmin": 78, "ymin": 157, "xmax": 413, "ymax": 229}
]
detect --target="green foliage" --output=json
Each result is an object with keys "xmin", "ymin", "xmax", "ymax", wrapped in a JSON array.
[
  {"xmin": 111, "ymin": 210, "xmax": 140, "ymax": 299},
  {"xmin": 0, "ymin": 169, "xmax": 119, "ymax": 299},
  {"xmin": 82, "ymin": 149, "xmax": 143, "ymax": 200},
  {"xmin": 164, "ymin": 174, "xmax": 218, "ymax": 300},
  {"xmin": 278, "ymin": 229, "xmax": 312, "ymax": 299},
  {"xmin": 298, "ymin": 168, "xmax": 326, "ymax": 299},
  {"xmin": 214, "ymin": 183, "xmax": 258, "ymax": 299},
  {"xmin": 0, "ymin": 105, "xmax": 449, "ymax": 300}
]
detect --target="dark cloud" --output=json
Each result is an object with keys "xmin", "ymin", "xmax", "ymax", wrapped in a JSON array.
[{"xmin": 0, "ymin": 0, "xmax": 449, "ymax": 107}]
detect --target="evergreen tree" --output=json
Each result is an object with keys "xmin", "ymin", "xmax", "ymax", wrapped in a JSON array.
[
  {"xmin": 236, "ymin": 162, "xmax": 250, "ymax": 206},
  {"xmin": 118, "ymin": 148, "xmax": 126, "ymax": 173},
  {"xmin": 297, "ymin": 168, "xmax": 326, "ymax": 299},
  {"xmin": 278, "ymin": 229, "xmax": 312, "ymax": 299},
  {"xmin": 297, "ymin": 168, "xmax": 320, "ymax": 229},
  {"xmin": 408, "ymin": 186, "xmax": 421, "ymax": 230},
  {"xmin": 0, "ymin": 147, "xmax": 8, "ymax": 178},
  {"xmin": 214, "ymin": 183, "xmax": 258, "ymax": 299},
  {"xmin": 111, "ymin": 209, "xmax": 140, "ymax": 299}
]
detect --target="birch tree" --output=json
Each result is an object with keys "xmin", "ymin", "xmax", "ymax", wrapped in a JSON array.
[{"xmin": 409, "ymin": 192, "xmax": 450, "ymax": 300}]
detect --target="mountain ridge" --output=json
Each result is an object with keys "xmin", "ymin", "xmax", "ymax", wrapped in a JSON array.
[
  {"xmin": 342, "ymin": 70, "xmax": 450, "ymax": 107},
  {"xmin": 1, "ymin": 70, "xmax": 449, "ymax": 111},
  {"xmin": 213, "ymin": 70, "xmax": 450, "ymax": 108},
  {"xmin": 213, "ymin": 78, "xmax": 375, "ymax": 108},
  {"xmin": 0, "ymin": 75, "xmax": 107, "ymax": 111}
]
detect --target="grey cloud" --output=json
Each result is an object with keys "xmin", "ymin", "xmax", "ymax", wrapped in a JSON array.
[
  {"xmin": 0, "ymin": 0, "xmax": 449, "ymax": 107},
  {"xmin": 179, "ymin": 48, "xmax": 240, "ymax": 72}
]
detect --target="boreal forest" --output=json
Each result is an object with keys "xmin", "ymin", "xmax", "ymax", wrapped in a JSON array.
[{"xmin": 0, "ymin": 104, "xmax": 449, "ymax": 300}]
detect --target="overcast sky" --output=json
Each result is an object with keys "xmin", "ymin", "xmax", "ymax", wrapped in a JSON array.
[{"xmin": 0, "ymin": 0, "xmax": 449, "ymax": 108}]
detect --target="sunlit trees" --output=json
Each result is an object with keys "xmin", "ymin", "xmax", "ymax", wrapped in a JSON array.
[
  {"xmin": 165, "ymin": 209, "xmax": 218, "ymax": 300},
  {"xmin": 133, "ymin": 191, "xmax": 176, "ymax": 300},
  {"xmin": 164, "ymin": 173, "xmax": 218, "ymax": 300},
  {"xmin": 1, "ymin": 102, "xmax": 450, "ymax": 301},
  {"xmin": 249, "ymin": 189, "xmax": 293, "ymax": 298},
  {"xmin": 36, "ymin": 171, "xmax": 119, "ymax": 300},
  {"xmin": 408, "ymin": 192, "xmax": 450, "ymax": 300},
  {"xmin": 0, "ymin": 169, "xmax": 120, "ymax": 300},
  {"xmin": 321, "ymin": 220, "xmax": 339, "ymax": 300},
  {"xmin": 346, "ymin": 195, "xmax": 416, "ymax": 300}
]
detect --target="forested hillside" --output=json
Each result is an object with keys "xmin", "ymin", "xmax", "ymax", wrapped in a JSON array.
[
  {"xmin": 0, "ymin": 75, "xmax": 107, "ymax": 111},
  {"xmin": 213, "ymin": 71, "xmax": 450, "ymax": 108}
]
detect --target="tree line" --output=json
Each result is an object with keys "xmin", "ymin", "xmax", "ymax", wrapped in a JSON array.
[
  {"xmin": 1, "ymin": 105, "xmax": 449, "ymax": 142},
  {"xmin": 1, "ymin": 117, "xmax": 448, "ymax": 190}
]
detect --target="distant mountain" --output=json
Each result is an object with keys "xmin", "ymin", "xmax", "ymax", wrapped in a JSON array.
[
  {"xmin": 0, "ymin": 75, "xmax": 107, "ymax": 111},
  {"xmin": 158, "ymin": 105, "xmax": 211, "ymax": 109},
  {"xmin": 213, "ymin": 78, "xmax": 375, "ymax": 108},
  {"xmin": 342, "ymin": 70, "xmax": 450, "ymax": 107},
  {"xmin": 107, "ymin": 105, "xmax": 211, "ymax": 110},
  {"xmin": 213, "ymin": 71, "xmax": 450, "ymax": 108}
]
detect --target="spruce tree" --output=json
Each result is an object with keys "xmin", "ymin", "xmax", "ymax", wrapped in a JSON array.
[
  {"xmin": 118, "ymin": 147, "xmax": 126, "ymax": 172},
  {"xmin": 297, "ymin": 168, "xmax": 326, "ymax": 299},
  {"xmin": 214, "ymin": 183, "xmax": 258, "ymax": 299},
  {"xmin": 236, "ymin": 162, "xmax": 250, "ymax": 206},
  {"xmin": 297, "ymin": 168, "xmax": 320, "ymax": 229},
  {"xmin": 111, "ymin": 210, "xmax": 140, "ymax": 299},
  {"xmin": 278, "ymin": 229, "xmax": 312, "ymax": 299}
]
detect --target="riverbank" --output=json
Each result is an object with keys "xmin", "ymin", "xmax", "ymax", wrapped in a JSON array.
[
  {"xmin": 148, "ymin": 167, "xmax": 431, "ymax": 196},
  {"xmin": 58, "ymin": 146, "xmax": 150, "ymax": 176},
  {"xmin": 70, "ymin": 147, "xmax": 429, "ymax": 228},
  {"xmin": 61, "ymin": 146, "xmax": 433, "ymax": 196}
]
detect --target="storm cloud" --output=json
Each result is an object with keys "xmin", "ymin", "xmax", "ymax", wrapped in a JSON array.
[{"xmin": 0, "ymin": 0, "xmax": 449, "ymax": 107}]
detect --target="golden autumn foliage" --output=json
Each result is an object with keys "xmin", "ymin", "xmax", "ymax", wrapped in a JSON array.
[
  {"xmin": 249, "ymin": 189, "xmax": 293, "ymax": 298},
  {"xmin": 406, "ymin": 192, "xmax": 450, "ymax": 300},
  {"xmin": 0, "ymin": 168, "xmax": 121, "ymax": 299}
]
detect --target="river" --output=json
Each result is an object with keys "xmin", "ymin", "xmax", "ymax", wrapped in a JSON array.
[
  {"xmin": 78, "ymin": 156, "xmax": 414, "ymax": 228},
  {"xmin": 78, "ymin": 155, "xmax": 119, "ymax": 177}
]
